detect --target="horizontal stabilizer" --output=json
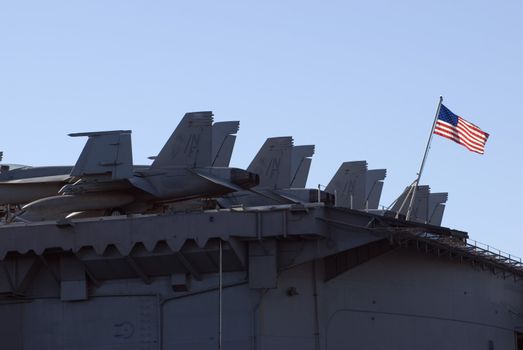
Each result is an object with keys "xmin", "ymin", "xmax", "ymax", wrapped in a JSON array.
[
  {"xmin": 212, "ymin": 121, "xmax": 240, "ymax": 167},
  {"xmin": 70, "ymin": 130, "xmax": 133, "ymax": 180},
  {"xmin": 290, "ymin": 145, "xmax": 315, "ymax": 188},
  {"xmin": 152, "ymin": 112, "xmax": 213, "ymax": 169},
  {"xmin": 277, "ymin": 188, "xmax": 334, "ymax": 204},
  {"xmin": 69, "ymin": 130, "xmax": 131, "ymax": 137},
  {"xmin": 247, "ymin": 137, "xmax": 293, "ymax": 189},
  {"xmin": 248, "ymin": 188, "xmax": 299, "ymax": 204},
  {"xmin": 128, "ymin": 176, "xmax": 160, "ymax": 197},
  {"xmin": 217, "ymin": 189, "xmax": 297, "ymax": 208},
  {"xmin": 193, "ymin": 170, "xmax": 245, "ymax": 192}
]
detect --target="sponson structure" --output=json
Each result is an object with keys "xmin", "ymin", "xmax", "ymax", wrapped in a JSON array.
[{"xmin": 1, "ymin": 204, "xmax": 523, "ymax": 349}]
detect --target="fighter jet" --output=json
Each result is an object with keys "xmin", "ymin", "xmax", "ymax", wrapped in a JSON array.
[
  {"xmin": 388, "ymin": 185, "xmax": 448, "ymax": 226},
  {"xmin": 0, "ymin": 165, "xmax": 73, "ymax": 181},
  {"xmin": 325, "ymin": 161, "xmax": 387, "ymax": 210},
  {"xmin": 323, "ymin": 161, "xmax": 448, "ymax": 225},
  {"xmin": 0, "ymin": 149, "xmax": 74, "ymax": 207},
  {"xmin": 18, "ymin": 112, "xmax": 258, "ymax": 221},
  {"xmin": 0, "ymin": 119, "xmax": 241, "ymax": 209},
  {"xmin": 216, "ymin": 137, "xmax": 333, "ymax": 208}
]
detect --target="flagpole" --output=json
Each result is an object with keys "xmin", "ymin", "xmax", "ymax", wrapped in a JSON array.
[{"xmin": 405, "ymin": 96, "xmax": 443, "ymax": 221}]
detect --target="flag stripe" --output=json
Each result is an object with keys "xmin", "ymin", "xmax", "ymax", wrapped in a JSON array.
[
  {"xmin": 434, "ymin": 129, "xmax": 484, "ymax": 154},
  {"xmin": 434, "ymin": 122, "xmax": 485, "ymax": 152},
  {"xmin": 459, "ymin": 117, "xmax": 489, "ymax": 137},
  {"xmin": 434, "ymin": 128, "xmax": 485, "ymax": 154},
  {"xmin": 456, "ymin": 122, "xmax": 487, "ymax": 144},
  {"xmin": 433, "ymin": 104, "xmax": 489, "ymax": 154},
  {"xmin": 436, "ymin": 121, "xmax": 483, "ymax": 146},
  {"xmin": 434, "ymin": 121, "xmax": 485, "ymax": 149},
  {"xmin": 434, "ymin": 128, "xmax": 485, "ymax": 153},
  {"xmin": 458, "ymin": 117, "xmax": 489, "ymax": 141}
]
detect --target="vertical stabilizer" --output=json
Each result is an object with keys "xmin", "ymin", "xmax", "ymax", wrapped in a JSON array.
[
  {"xmin": 152, "ymin": 112, "xmax": 213, "ymax": 169},
  {"xmin": 391, "ymin": 185, "xmax": 431, "ymax": 223},
  {"xmin": 326, "ymin": 161, "xmax": 368, "ymax": 209},
  {"xmin": 69, "ymin": 130, "xmax": 133, "ymax": 179},
  {"xmin": 212, "ymin": 121, "xmax": 239, "ymax": 167},
  {"xmin": 390, "ymin": 186, "xmax": 447, "ymax": 225},
  {"xmin": 247, "ymin": 137, "xmax": 293, "ymax": 189},
  {"xmin": 366, "ymin": 169, "xmax": 387, "ymax": 209},
  {"xmin": 427, "ymin": 192, "xmax": 448, "ymax": 226},
  {"xmin": 290, "ymin": 145, "xmax": 315, "ymax": 188}
]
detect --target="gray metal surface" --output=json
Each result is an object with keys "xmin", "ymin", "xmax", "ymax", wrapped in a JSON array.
[
  {"xmin": 14, "ymin": 113, "xmax": 258, "ymax": 221},
  {"xmin": 391, "ymin": 185, "xmax": 448, "ymax": 225},
  {"xmin": 218, "ymin": 139, "xmax": 321, "ymax": 208},
  {"xmin": 0, "ymin": 112, "xmax": 520, "ymax": 349},
  {"xmin": 325, "ymin": 161, "xmax": 386, "ymax": 210},
  {"xmin": 0, "ymin": 204, "xmax": 521, "ymax": 349},
  {"xmin": 211, "ymin": 121, "xmax": 239, "ymax": 167}
]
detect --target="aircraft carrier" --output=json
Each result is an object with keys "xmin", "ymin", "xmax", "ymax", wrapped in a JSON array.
[{"xmin": 0, "ymin": 112, "xmax": 522, "ymax": 350}]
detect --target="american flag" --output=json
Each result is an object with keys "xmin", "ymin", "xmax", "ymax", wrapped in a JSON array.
[{"xmin": 433, "ymin": 104, "xmax": 489, "ymax": 154}]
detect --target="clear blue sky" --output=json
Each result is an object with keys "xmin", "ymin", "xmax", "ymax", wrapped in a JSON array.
[{"xmin": 1, "ymin": 1, "xmax": 522, "ymax": 256}]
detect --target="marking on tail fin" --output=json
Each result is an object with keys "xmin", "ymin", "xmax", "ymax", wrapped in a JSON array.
[
  {"xmin": 248, "ymin": 137, "xmax": 293, "ymax": 189},
  {"xmin": 152, "ymin": 112, "xmax": 213, "ymax": 169},
  {"xmin": 184, "ymin": 134, "xmax": 201, "ymax": 157},
  {"xmin": 326, "ymin": 161, "xmax": 367, "ymax": 209},
  {"xmin": 266, "ymin": 157, "xmax": 281, "ymax": 179}
]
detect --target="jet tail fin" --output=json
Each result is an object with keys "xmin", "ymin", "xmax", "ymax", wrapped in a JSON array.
[
  {"xmin": 69, "ymin": 130, "xmax": 133, "ymax": 179},
  {"xmin": 247, "ymin": 137, "xmax": 293, "ymax": 189},
  {"xmin": 390, "ymin": 185, "xmax": 448, "ymax": 225},
  {"xmin": 365, "ymin": 169, "xmax": 387, "ymax": 209},
  {"xmin": 326, "ymin": 161, "xmax": 368, "ymax": 209},
  {"xmin": 290, "ymin": 145, "xmax": 315, "ymax": 188},
  {"xmin": 152, "ymin": 112, "xmax": 213, "ymax": 169},
  {"xmin": 427, "ymin": 192, "xmax": 448, "ymax": 226},
  {"xmin": 326, "ymin": 162, "xmax": 386, "ymax": 210},
  {"xmin": 212, "ymin": 121, "xmax": 239, "ymax": 167}
]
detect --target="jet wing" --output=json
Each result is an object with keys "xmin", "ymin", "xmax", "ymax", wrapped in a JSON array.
[{"xmin": 0, "ymin": 174, "xmax": 71, "ymax": 184}]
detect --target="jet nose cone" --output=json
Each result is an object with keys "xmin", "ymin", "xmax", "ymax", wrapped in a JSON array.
[{"xmin": 230, "ymin": 169, "xmax": 259, "ymax": 189}]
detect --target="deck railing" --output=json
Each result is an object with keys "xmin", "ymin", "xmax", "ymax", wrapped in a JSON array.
[{"xmin": 415, "ymin": 232, "xmax": 523, "ymax": 273}]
